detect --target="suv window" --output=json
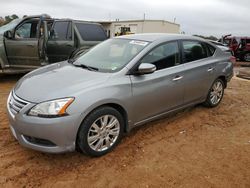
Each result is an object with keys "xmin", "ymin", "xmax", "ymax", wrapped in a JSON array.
[
  {"xmin": 75, "ymin": 23, "xmax": 107, "ymax": 41},
  {"xmin": 50, "ymin": 21, "xmax": 71, "ymax": 40},
  {"xmin": 141, "ymin": 41, "xmax": 180, "ymax": 71},
  {"xmin": 182, "ymin": 41, "xmax": 208, "ymax": 62},
  {"xmin": 15, "ymin": 20, "xmax": 38, "ymax": 39}
]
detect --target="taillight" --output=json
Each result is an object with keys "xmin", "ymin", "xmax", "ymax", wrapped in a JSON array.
[{"xmin": 230, "ymin": 56, "xmax": 236, "ymax": 63}]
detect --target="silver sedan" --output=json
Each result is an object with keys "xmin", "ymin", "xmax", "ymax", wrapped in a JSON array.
[{"xmin": 7, "ymin": 34, "xmax": 233, "ymax": 156}]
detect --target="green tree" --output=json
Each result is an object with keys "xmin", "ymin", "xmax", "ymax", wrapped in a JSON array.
[
  {"xmin": 11, "ymin": 14, "xmax": 19, "ymax": 19},
  {"xmin": 0, "ymin": 14, "xmax": 20, "ymax": 26},
  {"xmin": 0, "ymin": 17, "xmax": 4, "ymax": 26}
]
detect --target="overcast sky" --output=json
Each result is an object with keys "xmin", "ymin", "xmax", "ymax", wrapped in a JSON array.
[{"xmin": 1, "ymin": 0, "xmax": 249, "ymax": 37}]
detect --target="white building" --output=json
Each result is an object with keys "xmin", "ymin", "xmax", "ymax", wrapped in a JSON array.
[{"xmin": 99, "ymin": 19, "xmax": 180, "ymax": 38}]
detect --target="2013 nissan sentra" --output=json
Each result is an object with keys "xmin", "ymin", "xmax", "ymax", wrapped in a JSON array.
[{"xmin": 7, "ymin": 34, "xmax": 234, "ymax": 156}]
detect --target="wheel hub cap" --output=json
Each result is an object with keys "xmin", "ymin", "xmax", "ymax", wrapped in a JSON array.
[
  {"xmin": 210, "ymin": 81, "xmax": 223, "ymax": 105},
  {"xmin": 245, "ymin": 53, "xmax": 250, "ymax": 62},
  {"xmin": 87, "ymin": 115, "xmax": 120, "ymax": 152}
]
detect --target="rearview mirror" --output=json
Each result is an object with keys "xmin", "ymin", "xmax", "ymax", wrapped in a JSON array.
[
  {"xmin": 137, "ymin": 63, "xmax": 156, "ymax": 75},
  {"xmin": 4, "ymin": 30, "xmax": 13, "ymax": 39}
]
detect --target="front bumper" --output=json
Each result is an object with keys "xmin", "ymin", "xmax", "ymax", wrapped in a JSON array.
[{"xmin": 7, "ymin": 92, "xmax": 82, "ymax": 153}]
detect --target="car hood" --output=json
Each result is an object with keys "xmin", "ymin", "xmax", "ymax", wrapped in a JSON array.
[{"xmin": 14, "ymin": 61, "xmax": 111, "ymax": 103}]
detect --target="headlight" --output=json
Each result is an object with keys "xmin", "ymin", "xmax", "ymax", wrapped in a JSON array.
[{"xmin": 28, "ymin": 98, "xmax": 74, "ymax": 117}]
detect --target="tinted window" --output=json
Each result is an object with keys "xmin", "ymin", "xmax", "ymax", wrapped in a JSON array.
[
  {"xmin": 51, "ymin": 21, "xmax": 71, "ymax": 40},
  {"xmin": 141, "ymin": 41, "xmax": 180, "ymax": 70},
  {"xmin": 15, "ymin": 21, "xmax": 38, "ymax": 39},
  {"xmin": 206, "ymin": 43, "xmax": 216, "ymax": 56},
  {"xmin": 182, "ymin": 41, "xmax": 208, "ymax": 63},
  {"xmin": 75, "ymin": 23, "xmax": 107, "ymax": 41}
]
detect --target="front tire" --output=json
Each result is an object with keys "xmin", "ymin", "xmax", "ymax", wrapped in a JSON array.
[
  {"xmin": 76, "ymin": 106, "xmax": 124, "ymax": 157},
  {"xmin": 203, "ymin": 79, "xmax": 225, "ymax": 108}
]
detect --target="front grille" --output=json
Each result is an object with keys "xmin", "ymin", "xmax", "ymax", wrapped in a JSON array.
[
  {"xmin": 23, "ymin": 135, "xmax": 56, "ymax": 147},
  {"xmin": 9, "ymin": 92, "xmax": 28, "ymax": 115}
]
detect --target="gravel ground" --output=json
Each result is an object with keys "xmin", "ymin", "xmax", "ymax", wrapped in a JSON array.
[{"xmin": 0, "ymin": 73, "xmax": 250, "ymax": 188}]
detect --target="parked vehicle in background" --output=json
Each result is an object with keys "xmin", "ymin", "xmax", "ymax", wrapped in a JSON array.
[
  {"xmin": 7, "ymin": 34, "xmax": 234, "ymax": 156},
  {"xmin": 0, "ymin": 14, "xmax": 107, "ymax": 74},
  {"xmin": 114, "ymin": 27, "xmax": 134, "ymax": 36},
  {"xmin": 218, "ymin": 34, "xmax": 250, "ymax": 62}
]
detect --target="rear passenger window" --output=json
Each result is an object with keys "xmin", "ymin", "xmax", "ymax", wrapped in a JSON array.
[
  {"xmin": 51, "ymin": 21, "xmax": 71, "ymax": 40},
  {"xmin": 182, "ymin": 41, "xmax": 208, "ymax": 63},
  {"xmin": 75, "ymin": 23, "xmax": 107, "ymax": 41},
  {"xmin": 141, "ymin": 41, "xmax": 180, "ymax": 71},
  {"xmin": 206, "ymin": 43, "xmax": 216, "ymax": 56}
]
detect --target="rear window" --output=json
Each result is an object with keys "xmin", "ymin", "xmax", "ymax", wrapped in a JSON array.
[
  {"xmin": 75, "ymin": 23, "xmax": 107, "ymax": 41},
  {"xmin": 182, "ymin": 41, "xmax": 208, "ymax": 63}
]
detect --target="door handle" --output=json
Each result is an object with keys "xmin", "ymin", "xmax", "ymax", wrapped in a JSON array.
[
  {"xmin": 207, "ymin": 67, "xmax": 214, "ymax": 72},
  {"xmin": 172, "ymin": 75, "xmax": 183, "ymax": 81}
]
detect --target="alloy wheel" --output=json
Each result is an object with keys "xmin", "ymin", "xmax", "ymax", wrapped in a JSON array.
[
  {"xmin": 87, "ymin": 115, "xmax": 120, "ymax": 152},
  {"xmin": 210, "ymin": 81, "xmax": 223, "ymax": 105},
  {"xmin": 244, "ymin": 53, "xmax": 250, "ymax": 62}
]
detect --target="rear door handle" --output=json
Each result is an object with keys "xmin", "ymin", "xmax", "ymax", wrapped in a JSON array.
[
  {"xmin": 172, "ymin": 75, "xmax": 183, "ymax": 81},
  {"xmin": 207, "ymin": 67, "xmax": 214, "ymax": 72}
]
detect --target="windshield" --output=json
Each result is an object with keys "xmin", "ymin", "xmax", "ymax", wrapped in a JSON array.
[
  {"xmin": 0, "ymin": 19, "xmax": 22, "ymax": 35},
  {"xmin": 73, "ymin": 38, "xmax": 149, "ymax": 73}
]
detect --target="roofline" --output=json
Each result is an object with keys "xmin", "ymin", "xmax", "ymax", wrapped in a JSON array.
[
  {"xmin": 22, "ymin": 14, "xmax": 51, "ymax": 20},
  {"xmin": 97, "ymin": 19, "xmax": 180, "ymax": 26},
  {"xmin": 21, "ymin": 15, "xmax": 102, "ymax": 25},
  {"xmin": 116, "ymin": 33, "xmax": 203, "ymax": 42}
]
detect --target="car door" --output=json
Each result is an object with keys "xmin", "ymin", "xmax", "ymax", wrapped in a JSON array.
[
  {"xmin": 46, "ymin": 21, "xmax": 75, "ymax": 63},
  {"xmin": 4, "ymin": 19, "xmax": 41, "ymax": 67},
  {"xmin": 130, "ymin": 41, "xmax": 185, "ymax": 124},
  {"xmin": 180, "ymin": 40, "xmax": 217, "ymax": 105}
]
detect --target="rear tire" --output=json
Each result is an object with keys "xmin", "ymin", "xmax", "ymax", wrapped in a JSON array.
[
  {"xmin": 203, "ymin": 79, "xmax": 225, "ymax": 108},
  {"xmin": 243, "ymin": 52, "xmax": 250, "ymax": 62},
  {"xmin": 76, "ymin": 106, "xmax": 124, "ymax": 157}
]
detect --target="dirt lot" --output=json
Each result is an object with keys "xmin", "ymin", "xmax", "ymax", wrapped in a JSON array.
[{"xmin": 0, "ymin": 73, "xmax": 250, "ymax": 188}]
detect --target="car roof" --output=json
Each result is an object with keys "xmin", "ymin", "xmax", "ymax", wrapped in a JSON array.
[{"xmin": 117, "ymin": 33, "xmax": 205, "ymax": 42}]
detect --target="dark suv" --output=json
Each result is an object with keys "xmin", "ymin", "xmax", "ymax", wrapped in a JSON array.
[{"xmin": 0, "ymin": 14, "xmax": 107, "ymax": 74}]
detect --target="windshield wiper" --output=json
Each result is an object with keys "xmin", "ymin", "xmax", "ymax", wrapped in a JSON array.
[{"xmin": 73, "ymin": 64, "xmax": 99, "ymax": 71}]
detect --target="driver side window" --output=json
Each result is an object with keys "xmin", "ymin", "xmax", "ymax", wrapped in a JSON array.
[
  {"xmin": 15, "ymin": 21, "xmax": 38, "ymax": 39},
  {"xmin": 141, "ymin": 41, "xmax": 180, "ymax": 71}
]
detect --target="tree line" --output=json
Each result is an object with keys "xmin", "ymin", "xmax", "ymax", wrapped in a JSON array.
[{"xmin": 0, "ymin": 14, "xmax": 27, "ymax": 27}]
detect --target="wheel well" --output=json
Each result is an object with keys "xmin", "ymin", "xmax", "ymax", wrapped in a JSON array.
[
  {"xmin": 103, "ymin": 103, "xmax": 129, "ymax": 133},
  {"xmin": 81, "ymin": 103, "xmax": 129, "ymax": 133},
  {"xmin": 218, "ymin": 76, "xmax": 227, "ymax": 88}
]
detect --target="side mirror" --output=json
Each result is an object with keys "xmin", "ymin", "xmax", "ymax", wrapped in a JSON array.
[
  {"xmin": 137, "ymin": 63, "xmax": 156, "ymax": 75},
  {"xmin": 4, "ymin": 30, "xmax": 13, "ymax": 39}
]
